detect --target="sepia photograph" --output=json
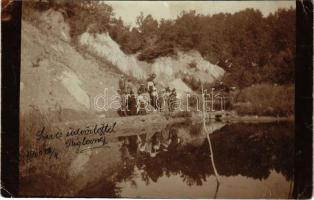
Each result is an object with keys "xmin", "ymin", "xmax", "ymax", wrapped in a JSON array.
[{"xmin": 4, "ymin": 0, "xmax": 306, "ymax": 198}]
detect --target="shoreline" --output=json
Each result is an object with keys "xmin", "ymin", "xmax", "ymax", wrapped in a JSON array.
[
  {"xmin": 225, "ymin": 115, "xmax": 294, "ymax": 123},
  {"xmin": 51, "ymin": 111, "xmax": 294, "ymax": 128},
  {"xmin": 190, "ymin": 111, "xmax": 294, "ymax": 123}
]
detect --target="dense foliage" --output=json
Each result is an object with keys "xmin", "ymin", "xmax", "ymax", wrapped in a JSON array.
[
  {"xmin": 118, "ymin": 9, "xmax": 296, "ymax": 87},
  {"xmin": 234, "ymin": 84, "xmax": 294, "ymax": 116},
  {"xmin": 24, "ymin": 1, "xmax": 295, "ymax": 88}
]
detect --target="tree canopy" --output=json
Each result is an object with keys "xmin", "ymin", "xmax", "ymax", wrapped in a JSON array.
[{"xmin": 25, "ymin": 1, "xmax": 295, "ymax": 88}]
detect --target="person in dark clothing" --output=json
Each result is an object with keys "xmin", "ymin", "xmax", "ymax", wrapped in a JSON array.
[
  {"xmin": 117, "ymin": 89, "xmax": 128, "ymax": 117},
  {"xmin": 150, "ymin": 88, "xmax": 158, "ymax": 110},
  {"xmin": 169, "ymin": 88, "xmax": 177, "ymax": 112},
  {"xmin": 157, "ymin": 89, "xmax": 165, "ymax": 112},
  {"xmin": 127, "ymin": 90, "xmax": 137, "ymax": 115}
]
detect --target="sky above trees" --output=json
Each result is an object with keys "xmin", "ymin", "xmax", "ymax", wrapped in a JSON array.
[{"xmin": 106, "ymin": 1, "xmax": 295, "ymax": 27}]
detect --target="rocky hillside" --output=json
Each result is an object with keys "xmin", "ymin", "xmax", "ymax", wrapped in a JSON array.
[
  {"xmin": 21, "ymin": 9, "xmax": 225, "ymax": 119},
  {"xmin": 21, "ymin": 9, "xmax": 122, "ymax": 118},
  {"xmin": 79, "ymin": 32, "xmax": 224, "ymax": 94}
]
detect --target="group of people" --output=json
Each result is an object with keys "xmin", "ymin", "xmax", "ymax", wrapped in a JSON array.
[{"xmin": 117, "ymin": 73, "xmax": 178, "ymax": 117}]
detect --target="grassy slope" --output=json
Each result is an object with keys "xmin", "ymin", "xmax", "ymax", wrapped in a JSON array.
[{"xmin": 233, "ymin": 84, "xmax": 294, "ymax": 117}]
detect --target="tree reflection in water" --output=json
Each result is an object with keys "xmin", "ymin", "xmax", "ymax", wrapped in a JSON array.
[
  {"xmin": 116, "ymin": 122, "xmax": 294, "ymax": 187},
  {"xmin": 78, "ymin": 121, "xmax": 294, "ymax": 197}
]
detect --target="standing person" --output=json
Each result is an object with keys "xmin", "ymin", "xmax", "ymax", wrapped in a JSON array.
[
  {"xmin": 128, "ymin": 90, "xmax": 137, "ymax": 116},
  {"xmin": 118, "ymin": 89, "xmax": 128, "ymax": 117},
  {"xmin": 165, "ymin": 86, "xmax": 171, "ymax": 109},
  {"xmin": 119, "ymin": 75, "xmax": 126, "ymax": 92},
  {"xmin": 169, "ymin": 88, "xmax": 177, "ymax": 112},
  {"xmin": 147, "ymin": 73, "xmax": 157, "ymax": 108},
  {"xmin": 126, "ymin": 78, "xmax": 133, "ymax": 94},
  {"xmin": 147, "ymin": 73, "xmax": 156, "ymax": 93},
  {"xmin": 137, "ymin": 91, "xmax": 147, "ymax": 115},
  {"xmin": 151, "ymin": 88, "xmax": 159, "ymax": 110},
  {"xmin": 158, "ymin": 89, "xmax": 165, "ymax": 112}
]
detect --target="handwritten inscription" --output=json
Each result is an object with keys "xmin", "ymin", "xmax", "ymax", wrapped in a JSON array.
[
  {"xmin": 65, "ymin": 136, "xmax": 107, "ymax": 153},
  {"xmin": 24, "ymin": 122, "xmax": 117, "ymax": 162},
  {"xmin": 36, "ymin": 127, "xmax": 62, "ymax": 141},
  {"xmin": 25, "ymin": 146, "xmax": 59, "ymax": 162}
]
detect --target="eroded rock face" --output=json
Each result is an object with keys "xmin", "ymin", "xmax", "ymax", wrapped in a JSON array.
[
  {"xmin": 78, "ymin": 32, "xmax": 224, "ymax": 94},
  {"xmin": 58, "ymin": 70, "xmax": 90, "ymax": 109},
  {"xmin": 21, "ymin": 8, "xmax": 225, "ymax": 117},
  {"xmin": 20, "ymin": 20, "xmax": 119, "ymax": 118},
  {"xmin": 151, "ymin": 50, "xmax": 225, "ymax": 83},
  {"xmin": 79, "ymin": 32, "xmax": 147, "ymax": 79}
]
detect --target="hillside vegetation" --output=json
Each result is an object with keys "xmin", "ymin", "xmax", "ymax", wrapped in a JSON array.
[
  {"xmin": 234, "ymin": 84, "xmax": 294, "ymax": 116},
  {"xmin": 22, "ymin": 1, "xmax": 295, "ymax": 116},
  {"xmin": 24, "ymin": 1, "xmax": 295, "ymax": 87},
  {"xmin": 20, "ymin": 3, "xmax": 218, "ymax": 124}
]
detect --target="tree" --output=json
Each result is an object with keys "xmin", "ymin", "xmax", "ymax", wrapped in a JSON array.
[{"xmin": 25, "ymin": 2, "xmax": 295, "ymax": 87}]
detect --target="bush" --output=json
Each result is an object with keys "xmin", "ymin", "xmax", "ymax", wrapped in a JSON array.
[
  {"xmin": 234, "ymin": 84, "xmax": 294, "ymax": 116},
  {"xmin": 137, "ymin": 42, "xmax": 176, "ymax": 62}
]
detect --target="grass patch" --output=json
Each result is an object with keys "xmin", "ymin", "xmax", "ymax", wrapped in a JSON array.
[{"xmin": 234, "ymin": 84, "xmax": 294, "ymax": 116}]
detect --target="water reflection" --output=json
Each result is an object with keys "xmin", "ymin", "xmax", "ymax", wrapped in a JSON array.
[{"xmin": 78, "ymin": 121, "xmax": 294, "ymax": 198}]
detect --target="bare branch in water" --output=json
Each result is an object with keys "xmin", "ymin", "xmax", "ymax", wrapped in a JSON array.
[{"xmin": 201, "ymin": 83, "xmax": 220, "ymax": 185}]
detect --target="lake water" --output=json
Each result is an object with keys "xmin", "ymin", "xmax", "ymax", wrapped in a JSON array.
[{"xmin": 77, "ymin": 121, "xmax": 294, "ymax": 198}]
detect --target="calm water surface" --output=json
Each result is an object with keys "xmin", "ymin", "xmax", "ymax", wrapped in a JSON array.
[{"xmin": 78, "ymin": 121, "xmax": 294, "ymax": 198}]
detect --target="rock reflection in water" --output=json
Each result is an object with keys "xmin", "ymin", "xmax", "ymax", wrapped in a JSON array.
[{"xmin": 79, "ymin": 121, "xmax": 294, "ymax": 198}]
